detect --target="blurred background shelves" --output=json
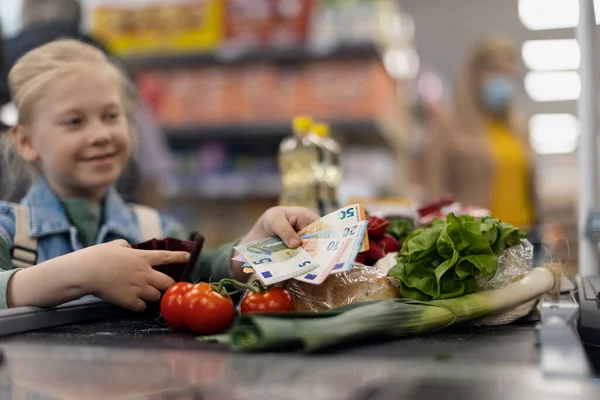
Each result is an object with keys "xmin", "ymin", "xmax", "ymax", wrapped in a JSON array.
[
  {"xmin": 163, "ymin": 119, "xmax": 390, "ymax": 148},
  {"xmin": 123, "ymin": 42, "xmax": 380, "ymax": 70}
]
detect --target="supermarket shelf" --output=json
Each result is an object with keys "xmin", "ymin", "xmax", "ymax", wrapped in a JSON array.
[
  {"xmin": 167, "ymin": 190, "xmax": 279, "ymax": 201},
  {"xmin": 163, "ymin": 119, "xmax": 387, "ymax": 147},
  {"xmin": 123, "ymin": 42, "xmax": 379, "ymax": 69},
  {"xmin": 164, "ymin": 175, "xmax": 282, "ymax": 201}
]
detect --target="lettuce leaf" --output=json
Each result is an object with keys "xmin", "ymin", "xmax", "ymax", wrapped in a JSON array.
[{"xmin": 388, "ymin": 213, "xmax": 524, "ymax": 300}]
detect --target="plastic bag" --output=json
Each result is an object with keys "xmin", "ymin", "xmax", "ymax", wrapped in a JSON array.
[
  {"xmin": 283, "ymin": 265, "xmax": 400, "ymax": 312},
  {"xmin": 473, "ymin": 240, "xmax": 538, "ymax": 326}
]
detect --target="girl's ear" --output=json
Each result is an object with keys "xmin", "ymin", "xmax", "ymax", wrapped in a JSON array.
[{"xmin": 10, "ymin": 125, "xmax": 39, "ymax": 162}]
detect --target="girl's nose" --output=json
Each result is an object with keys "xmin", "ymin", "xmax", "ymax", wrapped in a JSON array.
[{"xmin": 88, "ymin": 123, "xmax": 112, "ymax": 145}]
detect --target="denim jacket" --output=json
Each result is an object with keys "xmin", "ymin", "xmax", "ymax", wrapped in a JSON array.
[{"xmin": 0, "ymin": 178, "xmax": 234, "ymax": 309}]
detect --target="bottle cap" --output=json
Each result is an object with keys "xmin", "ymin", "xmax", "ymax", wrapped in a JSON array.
[
  {"xmin": 292, "ymin": 116, "xmax": 313, "ymax": 135},
  {"xmin": 312, "ymin": 123, "xmax": 330, "ymax": 138}
]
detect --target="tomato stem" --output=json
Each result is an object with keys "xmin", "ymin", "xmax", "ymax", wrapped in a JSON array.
[{"xmin": 217, "ymin": 278, "xmax": 266, "ymax": 293}]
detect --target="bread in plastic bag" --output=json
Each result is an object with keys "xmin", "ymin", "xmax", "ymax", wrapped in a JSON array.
[
  {"xmin": 282, "ymin": 265, "xmax": 400, "ymax": 313},
  {"xmin": 473, "ymin": 240, "xmax": 538, "ymax": 326}
]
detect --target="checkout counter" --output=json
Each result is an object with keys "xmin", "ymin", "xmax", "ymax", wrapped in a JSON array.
[{"xmin": 0, "ymin": 288, "xmax": 597, "ymax": 399}]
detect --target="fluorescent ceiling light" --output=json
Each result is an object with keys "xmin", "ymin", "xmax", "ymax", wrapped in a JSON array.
[
  {"xmin": 0, "ymin": 102, "xmax": 17, "ymax": 127},
  {"xmin": 522, "ymin": 39, "xmax": 580, "ymax": 70},
  {"xmin": 524, "ymin": 71, "xmax": 581, "ymax": 102},
  {"xmin": 383, "ymin": 47, "xmax": 420, "ymax": 79},
  {"xmin": 529, "ymin": 113, "xmax": 579, "ymax": 154},
  {"xmin": 518, "ymin": 0, "xmax": 600, "ymax": 30}
]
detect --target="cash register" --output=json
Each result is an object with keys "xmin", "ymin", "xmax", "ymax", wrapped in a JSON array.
[{"xmin": 576, "ymin": 208, "xmax": 600, "ymax": 372}]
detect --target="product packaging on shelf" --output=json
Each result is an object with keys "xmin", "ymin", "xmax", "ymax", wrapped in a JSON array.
[
  {"xmin": 89, "ymin": 0, "xmax": 225, "ymax": 55},
  {"xmin": 224, "ymin": 0, "xmax": 313, "ymax": 51}
]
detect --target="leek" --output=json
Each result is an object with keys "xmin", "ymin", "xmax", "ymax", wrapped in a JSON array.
[{"xmin": 208, "ymin": 267, "xmax": 558, "ymax": 352}]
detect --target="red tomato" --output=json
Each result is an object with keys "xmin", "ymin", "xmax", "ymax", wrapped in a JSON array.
[
  {"xmin": 241, "ymin": 287, "xmax": 295, "ymax": 315},
  {"xmin": 181, "ymin": 283, "xmax": 235, "ymax": 335},
  {"xmin": 160, "ymin": 282, "xmax": 193, "ymax": 331}
]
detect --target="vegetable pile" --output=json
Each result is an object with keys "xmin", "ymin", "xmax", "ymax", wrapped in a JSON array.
[
  {"xmin": 355, "ymin": 216, "xmax": 413, "ymax": 265},
  {"xmin": 387, "ymin": 213, "xmax": 525, "ymax": 301},
  {"xmin": 160, "ymin": 279, "xmax": 294, "ymax": 335}
]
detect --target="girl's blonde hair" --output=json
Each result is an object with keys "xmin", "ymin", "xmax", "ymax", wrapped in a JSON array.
[
  {"xmin": 0, "ymin": 39, "xmax": 134, "ymax": 199},
  {"xmin": 454, "ymin": 36, "xmax": 525, "ymax": 137}
]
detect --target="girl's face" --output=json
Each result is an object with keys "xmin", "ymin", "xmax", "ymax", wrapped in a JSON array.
[{"xmin": 17, "ymin": 66, "xmax": 131, "ymax": 200}]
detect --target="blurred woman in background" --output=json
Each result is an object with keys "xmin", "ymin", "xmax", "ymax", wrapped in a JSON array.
[
  {"xmin": 420, "ymin": 36, "xmax": 542, "ymax": 259},
  {"xmin": 423, "ymin": 36, "xmax": 540, "ymax": 228}
]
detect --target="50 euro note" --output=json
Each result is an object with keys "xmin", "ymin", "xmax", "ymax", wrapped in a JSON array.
[
  {"xmin": 234, "ymin": 203, "xmax": 369, "ymax": 268},
  {"xmin": 297, "ymin": 203, "xmax": 369, "ymax": 253},
  {"xmin": 234, "ymin": 237, "xmax": 318, "ymax": 286},
  {"xmin": 294, "ymin": 221, "xmax": 369, "ymax": 284}
]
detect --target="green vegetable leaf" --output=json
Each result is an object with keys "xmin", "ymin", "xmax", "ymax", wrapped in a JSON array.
[
  {"xmin": 436, "ymin": 228, "xmax": 455, "ymax": 259},
  {"xmin": 456, "ymin": 254, "xmax": 497, "ymax": 278},
  {"xmin": 402, "ymin": 225, "xmax": 442, "ymax": 262},
  {"xmin": 386, "ymin": 218, "xmax": 414, "ymax": 245},
  {"xmin": 399, "ymin": 284, "xmax": 432, "ymax": 301},
  {"xmin": 387, "ymin": 212, "xmax": 523, "ymax": 301},
  {"xmin": 445, "ymin": 214, "xmax": 493, "ymax": 256},
  {"xmin": 438, "ymin": 274, "xmax": 467, "ymax": 299},
  {"xmin": 492, "ymin": 222, "xmax": 524, "ymax": 253},
  {"xmin": 434, "ymin": 250, "xmax": 459, "ymax": 297}
]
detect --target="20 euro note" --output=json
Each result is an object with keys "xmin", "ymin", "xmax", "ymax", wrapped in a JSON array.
[
  {"xmin": 294, "ymin": 221, "xmax": 369, "ymax": 284},
  {"xmin": 234, "ymin": 237, "xmax": 319, "ymax": 286}
]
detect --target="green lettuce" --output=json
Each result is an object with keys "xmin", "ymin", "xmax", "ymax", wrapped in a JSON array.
[
  {"xmin": 386, "ymin": 218, "xmax": 414, "ymax": 247},
  {"xmin": 388, "ymin": 213, "xmax": 525, "ymax": 300}
]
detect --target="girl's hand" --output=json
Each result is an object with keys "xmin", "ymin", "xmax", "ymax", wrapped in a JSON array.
[
  {"xmin": 78, "ymin": 240, "xmax": 190, "ymax": 311},
  {"xmin": 240, "ymin": 206, "xmax": 320, "ymax": 248},
  {"xmin": 231, "ymin": 207, "xmax": 319, "ymax": 281}
]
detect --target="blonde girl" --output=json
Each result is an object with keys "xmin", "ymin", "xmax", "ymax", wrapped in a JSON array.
[{"xmin": 0, "ymin": 39, "xmax": 318, "ymax": 311}]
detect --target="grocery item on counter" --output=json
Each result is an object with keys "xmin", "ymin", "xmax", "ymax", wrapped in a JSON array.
[
  {"xmin": 419, "ymin": 200, "xmax": 491, "ymax": 226},
  {"xmin": 388, "ymin": 213, "xmax": 525, "ymax": 301},
  {"xmin": 240, "ymin": 286, "xmax": 295, "ymax": 315},
  {"xmin": 355, "ymin": 215, "xmax": 412, "ymax": 266},
  {"xmin": 284, "ymin": 265, "xmax": 400, "ymax": 312},
  {"xmin": 278, "ymin": 116, "xmax": 323, "ymax": 213},
  {"xmin": 474, "ymin": 240, "xmax": 537, "ymax": 326},
  {"xmin": 209, "ymin": 266, "xmax": 559, "ymax": 352},
  {"xmin": 161, "ymin": 281, "xmax": 235, "ymax": 335}
]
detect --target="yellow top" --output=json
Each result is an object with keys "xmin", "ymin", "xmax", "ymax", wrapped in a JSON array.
[
  {"xmin": 487, "ymin": 120, "xmax": 534, "ymax": 229},
  {"xmin": 312, "ymin": 123, "xmax": 330, "ymax": 138},
  {"xmin": 293, "ymin": 116, "xmax": 314, "ymax": 136}
]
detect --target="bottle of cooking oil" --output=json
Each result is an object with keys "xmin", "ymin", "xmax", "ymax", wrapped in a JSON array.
[
  {"xmin": 312, "ymin": 122, "xmax": 341, "ymax": 213},
  {"xmin": 278, "ymin": 116, "xmax": 323, "ymax": 214}
]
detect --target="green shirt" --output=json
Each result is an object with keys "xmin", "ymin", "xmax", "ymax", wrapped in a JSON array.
[{"xmin": 0, "ymin": 199, "xmax": 234, "ymax": 308}]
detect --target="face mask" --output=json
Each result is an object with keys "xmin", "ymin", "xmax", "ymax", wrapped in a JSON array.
[{"xmin": 480, "ymin": 75, "xmax": 514, "ymax": 112}]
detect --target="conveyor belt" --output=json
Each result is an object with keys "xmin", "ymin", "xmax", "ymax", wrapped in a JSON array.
[{"xmin": 0, "ymin": 315, "xmax": 540, "ymax": 365}]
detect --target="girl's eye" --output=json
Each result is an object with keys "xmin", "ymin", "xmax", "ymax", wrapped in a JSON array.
[
  {"xmin": 65, "ymin": 118, "xmax": 82, "ymax": 126},
  {"xmin": 105, "ymin": 111, "xmax": 120, "ymax": 121}
]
